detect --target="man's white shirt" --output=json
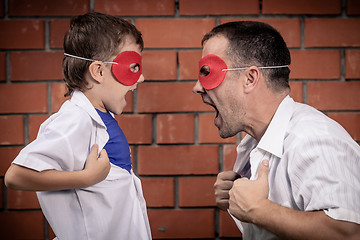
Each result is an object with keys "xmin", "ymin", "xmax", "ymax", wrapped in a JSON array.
[{"xmin": 231, "ymin": 96, "xmax": 360, "ymax": 240}]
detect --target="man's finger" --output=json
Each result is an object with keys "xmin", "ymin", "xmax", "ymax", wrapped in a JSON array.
[
  {"xmin": 218, "ymin": 171, "xmax": 240, "ymax": 181},
  {"xmin": 257, "ymin": 159, "xmax": 269, "ymax": 182}
]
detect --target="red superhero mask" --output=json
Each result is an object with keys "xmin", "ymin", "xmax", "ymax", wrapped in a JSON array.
[
  {"xmin": 198, "ymin": 54, "xmax": 227, "ymax": 90},
  {"xmin": 64, "ymin": 51, "xmax": 142, "ymax": 86},
  {"xmin": 198, "ymin": 54, "xmax": 289, "ymax": 90},
  {"xmin": 111, "ymin": 51, "xmax": 142, "ymax": 86}
]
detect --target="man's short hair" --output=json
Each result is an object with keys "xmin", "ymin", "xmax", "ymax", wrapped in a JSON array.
[{"xmin": 202, "ymin": 21, "xmax": 291, "ymax": 92}]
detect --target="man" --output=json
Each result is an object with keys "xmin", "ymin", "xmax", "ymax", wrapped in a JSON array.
[{"xmin": 193, "ymin": 21, "xmax": 360, "ymax": 239}]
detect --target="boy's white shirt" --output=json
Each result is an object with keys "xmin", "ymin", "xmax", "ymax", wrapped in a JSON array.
[{"xmin": 12, "ymin": 90, "xmax": 152, "ymax": 240}]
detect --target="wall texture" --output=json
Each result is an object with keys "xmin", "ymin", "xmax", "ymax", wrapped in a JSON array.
[{"xmin": 0, "ymin": 0, "xmax": 359, "ymax": 239}]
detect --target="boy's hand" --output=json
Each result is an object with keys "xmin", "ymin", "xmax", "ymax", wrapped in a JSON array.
[
  {"xmin": 83, "ymin": 144, "xmax": 110, "ymax": 186},
  {"xmin": 214, "ymin": 171, "xmax": 240, "ymax": 211}
]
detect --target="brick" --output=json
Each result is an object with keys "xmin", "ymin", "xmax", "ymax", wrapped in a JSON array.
[
  {"xmin": 7, "ymin": 189, "xmax": 40, "ymax": 209},
  {"xmin": 95, "ymin": 0, "xmax": 174, "ymax": 16},
  {"xmin": 0, "ymin": 179, "xmax": 2, "ymax": 208},
  {"xmin": 198, "ymin": 113, "xmax": 237, "ymax": 143},
  {"xmin": 289, "ymin": 81, "xmax": 303, "ymax": 103},
  {"xmin": 179, "ymin": 0, "xmax": 259, "ymax": 15},
  {"xmin": 11, "ymin": 51, "xmax": 63, "ymax": 81},
  {"xmin": 142, "ymin": 51, "xmax": 177, "ymax": 80},
  {"xmin": 8, "ymin": 0, "xmax": 89, "ymax": 16},
  {"xmin": 50, "ymin": 20, "xmax": 70, "ymax": 49},
  {"xmin": 305, "ymin": 19, "xmax": 360, "ymax": 47},
  {"xmin": 29, "ymin": 114, "xmax": 49, "ymax": 142},
  {"xmin": 49, "ymin": 227, "xmax": 56, "ymax": 239},
  {"xmin": 223, "ymin": 144, "xmax": 237, "ymax": 171},
  {"xmin": 220, "ymin": 18, "xmax": 301, "ymax": 48},
  {"xmin": 0, "ymin": 147, "xmax": 22, "ymax": 176},
  {"xmin": 327, "ymin": 113, "xmax": 360, "ymax": 141},
  {"xmin": 347, "ymin": 0, "xmax": 360, "ymax": 15},
  {"xmin": 123, "ymin": 92, "xmax": 134, "ymax": 113},
  {"xmin": 307, "ymin": 81, "xmax": 360, "ymax": 111},
  {"xmin": 0, "ymin": 83, "xmax": 48, "ymax": 113},
  {"xmin": 219, "ymin": 210, "xmax": 242, "ymax": 237},
  {"xmin": 0, "ymin": 0, "xmax": 3, "ymax": 17},
  {"xmin": 178, "ymin": 176, "xmax": 216, "ymax": 207},
  {"xmin": 148, "ymin": 209, "xmax": 215, "ymax": 239},
  {"xmin": 141, "ymin": 177, "xmax": 174, "ymax": 207},
  {"xmin": 138, "ymin": 145, "xmax": 219, "ymax": 175},
  {"xmin": 51, "ymin": 83, "xmax": 70, "ymax": 113},
  {"xmin": 137, "ymin": 82, "xmax": 212, "ymax": 113},
  {"xmin": 290, "ymin": 50, "xmax": 340, "ymax": 79},
  {"xmin": 0, "ymin": 20, "xmax": 44, "ymax": 49},
  {"xmin": 0, "ymin": 115, "xmax": 24, "ymax": 145},
  {"xmin": 130, "ymin": 146, "xmax": 136, "ymax": 171},
  {"xmin": 263, "ymin": 0, "xmax": 341, "ymax": 14},
  {"xmin": 115, "ymin": 114, "xmax": 152, "ymax": 144},
  {"xmin": 156, "ymin": 114, "xmax": 195, "ymax": 144},
  {"xmin": 135, "ymin": 19, "xmax": 216, "ymax": 48},
  {"xmin": 179, "ymin": 50, "xmax": 202, "ymax": 80},
  {"xmin": 345, "ymin": 50, "xmax": 360, "ymax": 79},
  {"xmin": 0, "ymin": 52, "xmax": 5, "ymax": 81},
  {"xmin": 0, "ymin": 211, "xmax": 44, "ymax": 239}
]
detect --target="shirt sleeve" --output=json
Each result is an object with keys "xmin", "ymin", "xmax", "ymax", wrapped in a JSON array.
[
  {"xmin": 13, "ymin": 110, "xmax": 93, "ymax": 172},
  {"xmin": 288, "ymin": 136, "xmax": 360, "ymax": 224}
]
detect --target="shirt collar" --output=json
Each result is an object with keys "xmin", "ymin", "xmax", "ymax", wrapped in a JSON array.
[
  {"xmin": 257, "ymin": 95, "xmax": 294, "ymax": 158},
  {"xmin": 70, "ymin": 90, "xmax": 106, "ymax": 128}
]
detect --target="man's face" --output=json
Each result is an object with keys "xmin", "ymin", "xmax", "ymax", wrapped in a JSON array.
[{"xmin": 193, "ymin": 35, "xmax": 246, "ymax": 138}]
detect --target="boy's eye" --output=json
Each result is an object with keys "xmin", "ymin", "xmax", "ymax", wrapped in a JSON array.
[
  {"xmin": 200, "ymin": 65, "xmax": 210, "ymax": 77},
  {"xmin": 130, "ymin": 63, "xmax": 140, "ymax": 73}
]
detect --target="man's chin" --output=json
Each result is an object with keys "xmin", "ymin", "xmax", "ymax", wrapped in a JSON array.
[{"xmin": 218, "ymin": 128, "xmax": 237, "ymax": 139}]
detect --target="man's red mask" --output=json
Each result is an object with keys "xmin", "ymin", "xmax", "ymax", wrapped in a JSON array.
[
  {"xmin": 198, "ymin": 54, "xmax": 227, "ymax": 90},
  {"xmin": 198, "ymin": 54, "xmax": 289, "ymax": 90}
]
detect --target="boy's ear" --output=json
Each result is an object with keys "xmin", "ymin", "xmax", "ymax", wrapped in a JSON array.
[
  {"xmin": 88, "ymin": 61, "xmax": 105, "ymax": 83},
  {"xmin": 243, "ymin": 66, "xmax": 260, "ymax": 93}
]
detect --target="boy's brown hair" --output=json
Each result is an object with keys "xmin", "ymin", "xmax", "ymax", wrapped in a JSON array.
[{"xmin": 62, "ymin": 12, "xmax": 144, "ymax": 97}]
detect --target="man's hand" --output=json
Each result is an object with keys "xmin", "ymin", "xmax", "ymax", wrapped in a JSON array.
[
  {"xmin": 214, "ymin": 171, "xmax": 240, "ymax": 210},
  {"xmin": 229, "ymin": 159, "xmax": 270, "ymax": 223},
  {"xmin": 83, "ymin": 144, "xmax": 110, "ymax": 186}
]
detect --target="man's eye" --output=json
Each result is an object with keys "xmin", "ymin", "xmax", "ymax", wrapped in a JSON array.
[
  {"xmin": 200, "ymin": 66, "xmax": 210, "ymax": 77},
  {"xmin": 130, "ymin": 63, "xmax": 140, "ymax": 73}
]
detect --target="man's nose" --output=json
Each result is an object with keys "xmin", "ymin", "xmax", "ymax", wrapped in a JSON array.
[{"xmin": 192, "ymin": 80, "xmax": 205, "ymax": 95}]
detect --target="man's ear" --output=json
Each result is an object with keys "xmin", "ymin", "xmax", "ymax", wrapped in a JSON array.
[
  {"xmin": 243, "ymin": 66, "xmax": 260, "ymax": 93},
  {"xmin": 88, "ymin": 61, "xmax": 105, "ymax": 84}
]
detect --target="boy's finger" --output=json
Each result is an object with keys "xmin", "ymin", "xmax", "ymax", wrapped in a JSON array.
[{"xmin": 99, "ymin": 149, "xmax": 108, "ymax": 159}]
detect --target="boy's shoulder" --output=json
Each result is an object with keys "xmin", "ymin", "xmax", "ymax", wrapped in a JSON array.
[{"xmin": 40, "ymin": 99, "xmax": 94, "ymax": 134}]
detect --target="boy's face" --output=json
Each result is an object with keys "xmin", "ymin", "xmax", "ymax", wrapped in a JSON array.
[{"xmin": 99, "ymin": 37, "xmax": 144, "ymax": 115}]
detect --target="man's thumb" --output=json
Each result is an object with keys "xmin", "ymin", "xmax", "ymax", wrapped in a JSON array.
[{"xmin": 258, "ymin": 159, "xmax": 269, "ymax": 181}]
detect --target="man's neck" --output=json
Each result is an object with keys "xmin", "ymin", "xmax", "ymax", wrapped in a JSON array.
[{"xmin": 246, "ymin": 90, "xmax": 289, "ymax": 142}]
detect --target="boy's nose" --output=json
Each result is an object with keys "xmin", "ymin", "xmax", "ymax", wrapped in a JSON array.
[{"xmin": 138, "ymin": 74, "xmax": 145, "ymax": 83}]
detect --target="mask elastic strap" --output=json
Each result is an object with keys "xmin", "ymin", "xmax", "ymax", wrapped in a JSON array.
[
  {"xmin": 64, "ymin": 53, "xmax": 118, "ymax": 65},
  {"xmin": 222, "ymin": 65, "xmax": 289, "ymax": 71}
]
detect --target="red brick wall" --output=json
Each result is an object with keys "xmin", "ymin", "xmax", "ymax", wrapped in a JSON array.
[{"xmin": 0, "ymin": 0, "xmax": 359, "ymax": 239}]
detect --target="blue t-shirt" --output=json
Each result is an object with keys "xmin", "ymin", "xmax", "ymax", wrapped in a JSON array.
[{"xmin": 95, "ymin": 109, "xmax": 132, "ymax": 173}]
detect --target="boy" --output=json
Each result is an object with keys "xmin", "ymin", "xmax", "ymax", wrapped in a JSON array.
[{"xmin": 5, "ymin": 12, "xmax": 151, "ymax": 239}]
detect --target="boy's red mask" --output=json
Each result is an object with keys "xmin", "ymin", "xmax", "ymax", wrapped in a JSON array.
[
  {"xmin": 111, "ymin": 51, "xmax": 142, "ymax": 86},
  {"xmin": 198, "ymin": 54, "xmax": 227, "ymax": 90}
]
